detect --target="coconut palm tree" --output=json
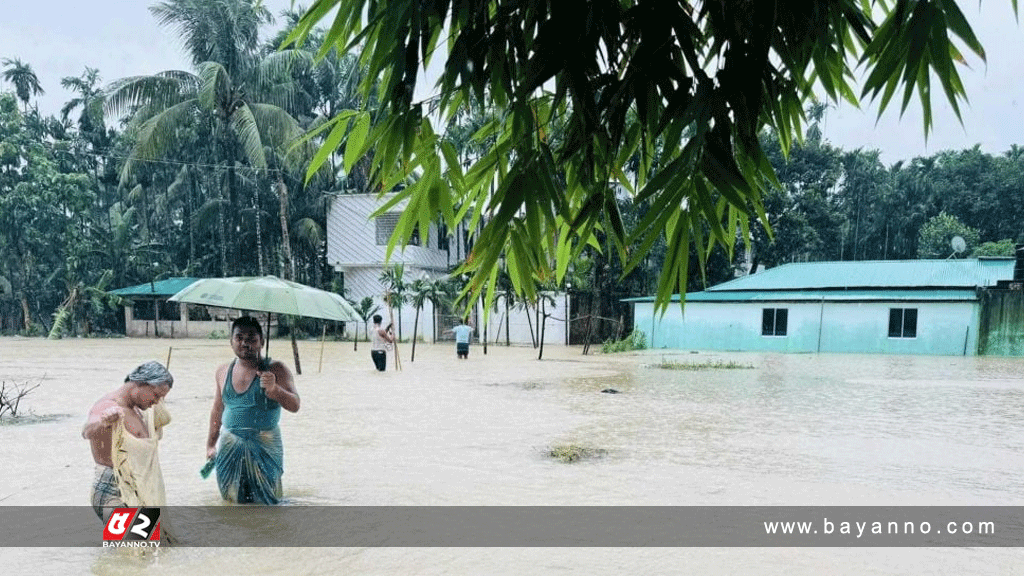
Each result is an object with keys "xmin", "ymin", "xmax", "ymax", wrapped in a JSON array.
[
  {"xmin": 408, "ymin": 277, "xmax": 446, "ymax": 362},
  {"xmin": 104, "ymin": 0, "xmax": 319, "ymax": 276},
  {"xmin": 348, "ymin": 296, "xmax": 379, "ymax": 351},
  {"xmin": 1, "ymin": 58, "xmax": 44, "ymax": 111},
  {"xmin": 379, "ymin": 263, "xmax": 407, "ymax": 340},
  {"xmin": 60, "ymin": 67, "xmax": 106, "ymax": 136},
  {"xmin": 150, "ymin": 0, "xmax": 270, "ymax": 78},
  {"xmin": 61, "ymin": 67, "xmax": 116, "ymax": 213}
]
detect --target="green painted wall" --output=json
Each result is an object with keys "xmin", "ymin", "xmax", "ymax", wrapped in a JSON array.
[
  {"xmin": 978, "ymin": 290, "xmax": 1024, "ymax": 356},
  {"xmin": 634, "ymin": 300, "xmax": 979, "ymax": 356}
]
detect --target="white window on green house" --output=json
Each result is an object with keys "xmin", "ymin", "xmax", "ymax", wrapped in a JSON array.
[{"xmin": 762, "ymin": 308, "xmax": 788, "ymax": 336}]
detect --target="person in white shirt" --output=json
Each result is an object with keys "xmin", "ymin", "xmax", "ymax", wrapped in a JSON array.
[{"xmin": 371, "ymin": 314, "xmax": 395, "ymax": 370}]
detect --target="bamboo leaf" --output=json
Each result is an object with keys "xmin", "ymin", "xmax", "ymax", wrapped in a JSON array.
[
  {"xmin": 304, "ymin": 114, "xmax": 353, "ymax": 183},
  {"xmin": 344, "ymin": 111, "xmax": 371, "ymax": 173}
]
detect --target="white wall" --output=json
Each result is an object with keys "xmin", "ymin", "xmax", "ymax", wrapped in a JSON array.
[
  {"xmin": 326, "ymin": 193, "xmax": 570, "ymax": 346},
  {"xmin": 123, "ymin": 302, "xmax": 235, "ymax": 338},
  {"xmin": 327, "ymin": 193, "xmax": 455, "ymax": 271},
  {"xmin": 476, "ymin": 294, "xmax": 569, "ymax": 347},
  {"xmin": 340, "ymin": 266, "xmax": 439, "ymax": 341}
]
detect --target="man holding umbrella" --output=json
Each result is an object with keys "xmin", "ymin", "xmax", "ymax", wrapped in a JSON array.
[{"xmin": 205, "ymin": 316, "xmax": 300, "ymax": 504}]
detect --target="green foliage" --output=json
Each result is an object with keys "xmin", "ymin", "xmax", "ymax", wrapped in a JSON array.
[
  {"xmin": 917, "ymin": 212, "xmax": 980, "ymax": 259},
  {"xmin": 653, "ymin": 359, "xmax": 755, "ymax": 370},
  {"xmin": 283, "ymin": 0, "xmax": 1002, "ymax": 314},
  {"xmin": 974, "ymin": 239, "xmax": 1016, "ymax": 257},
  {"xmin": 548, "ymin": 443, "xmax": 607, "ymax": 463},
  {"xmin": 48, "ymin": 303, "xmax": 73, "ymax": 340},
  {"xmin": 601, "ymin": 329, "xmax": 647, "ymax": 354},
  {"xmin": 1, "ymin": 58, "xmax": 44, "ymax": 109},
  {"xmin": 18, "ymin": 324, "xmax": 45, "ymax": 338},
  {"xmin": 352, "ymin": 297, "xmax": 379, "ymax": 322},
  {"xmin": 4, "ymin": 1, "xmax": 1023, "ymax": 341},
  {"xmin": 755, "ymin": 111, "xmax": 846, "ymax": 268},
  {"xmin": 0, "ymin": 89, "xmax": 103, "ymax": 335}
]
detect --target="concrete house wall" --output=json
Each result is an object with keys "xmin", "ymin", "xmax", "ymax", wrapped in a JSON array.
[
  {"xmin": 326, "ymin": 193, "xmax": 569, "ymax": 346},
  {"xmin": 628, "ymin": 259, "xmax": 1015, "ymax": 357},
  {"xmin": 327, "ymin": 193, "xmax": 453, "ymax": 340},
  {"xmin": 634, "ymin": 299, "xmax": 979, "ymax": 355}
]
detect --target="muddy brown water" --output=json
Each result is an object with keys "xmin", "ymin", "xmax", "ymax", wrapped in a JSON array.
[{"xmin": 2, "ymin": 337, "xmax": 1023, "ymax": 574}]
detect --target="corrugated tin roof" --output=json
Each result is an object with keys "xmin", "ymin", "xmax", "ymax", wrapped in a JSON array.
[
  {"xmin": 623, "ymin": 258, "xmax": 1015, "ymax": 303},
  {"xmin": 109, "ymin": 277, "xmax": 201, "ymax": 297},
  {"xmin": 625, "ymin": 289, "xmax": 979, "ymax": 303},
  {"xmin": 709, "ymin": 258, "xmax": 1014, "ymax": 291}
]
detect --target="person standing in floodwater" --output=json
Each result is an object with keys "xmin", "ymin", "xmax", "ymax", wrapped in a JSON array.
[
  {"xmin": 205, "ymin": 316, "xmax": 300, "ymax": 504},
  {"xmin": 371, "ymin": 314, "xmax": 395, "ymax": 371},
  {"xmin": 82, "ymin": 361, "xmax": 173, "ymax": 522},
  {"xmin": 446, "ymin": 320, "xmax": 474, "ymax": 359}
]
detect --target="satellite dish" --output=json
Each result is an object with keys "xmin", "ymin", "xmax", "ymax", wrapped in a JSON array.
[{"xmin": 951, "ymin": 236, "xmax": 967, "ymax": 254}]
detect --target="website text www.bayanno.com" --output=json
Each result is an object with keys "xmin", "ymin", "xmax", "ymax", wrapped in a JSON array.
[{"xmin": 765, "ymin": 517, "xmax": 996, "ymax": 539}]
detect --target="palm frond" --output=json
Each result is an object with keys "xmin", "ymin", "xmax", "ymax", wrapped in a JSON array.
[
  {"xmin": 104, "ymin": 72, "xmax": 197, "ymax": 119},
  {"xmin": 248, "ymin": 102, "xmax": 304, "ymax": 146},
  {"xmin": 193, "ymin": 197, "xmax": 229, "ymax": 231},
  {"xmin": 230, "ymin": 103, "xmax": 269, "ymax": 171},
  {"xmin": 197, "ymin": 61, "xmax": 233, "ymax": 112},
  {"xmin": 292, "ymin": 217, "xmax": 324, "ymax": 249},
  {"xmin": 119, "ymin": 99, "xmax": 200, "ymax": 184}
]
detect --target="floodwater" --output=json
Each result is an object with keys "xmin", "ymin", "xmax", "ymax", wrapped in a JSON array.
[{"xmin": 1, "ymin": 337, "xmax": 1023, "ymax": 574}]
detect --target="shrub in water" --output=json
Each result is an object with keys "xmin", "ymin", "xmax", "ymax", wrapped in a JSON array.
[{"xmin": 601, "ymin": 329, "xmax": 647, "ymax": 353}]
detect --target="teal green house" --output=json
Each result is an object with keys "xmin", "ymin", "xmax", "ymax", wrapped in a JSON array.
[{"xmin": 629, "ymin": 258, "xmax": 1024, "ymax": 356}]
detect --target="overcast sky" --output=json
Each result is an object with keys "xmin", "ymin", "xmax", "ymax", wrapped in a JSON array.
[{"xmin": 1, "ymin": 1, "xmax": 1022, "ymax": 165}]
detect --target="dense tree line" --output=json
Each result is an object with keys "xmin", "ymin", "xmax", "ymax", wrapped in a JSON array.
[
  {"xmin": 287, "ymin": 0, "xmax": 1000, "ymax": 315},
  {"xmin": 0, "ymin": 1, "xmax": 366, "ymax": 335},
  {"xmin": 0, "ymin": 0, "xmax": 1019, "ymax": 339},
  {"xmin": 751, "ymin": 105, "xmax": 1024, "ymax": 272}
]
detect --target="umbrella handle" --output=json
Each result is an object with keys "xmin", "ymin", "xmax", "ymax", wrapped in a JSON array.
[{"xmin": 265, "ymin": 314, "xmax": 271, "ymax": 357}]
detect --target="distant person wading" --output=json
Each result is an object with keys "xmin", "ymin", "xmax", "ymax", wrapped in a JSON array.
[
  {"xmin": 446, "ymin": 320, "xmax": 474, "ymax": 359},
  {"xmin": 371, "ymin": 314, "xmax": 395, "ymax": 371}
]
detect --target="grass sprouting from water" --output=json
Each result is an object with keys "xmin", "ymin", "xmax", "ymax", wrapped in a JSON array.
[
  {"xmin": 652, "ymin": 359, "xmax": 755, "ymax": 370},
  {"xmin": 601, "ymin": 330, "xmax": 647, "ymax": 353},
  {"xmin": 548, "ymin": 444, "xmax": 607, "ymax": 463}
]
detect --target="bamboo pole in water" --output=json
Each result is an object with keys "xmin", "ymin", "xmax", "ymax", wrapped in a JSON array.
[
  {"xmin": 386, "ymin": 292, "xmax": 402, "ymax": 371},
  {"xmin": 318, "ymin": 325, "xmax": 327, "ymax": 373}
]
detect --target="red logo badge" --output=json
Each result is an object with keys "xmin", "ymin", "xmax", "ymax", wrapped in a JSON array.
[{"xmin": 103, "ymin": 507, "xmax": 161, "ymax": 542}]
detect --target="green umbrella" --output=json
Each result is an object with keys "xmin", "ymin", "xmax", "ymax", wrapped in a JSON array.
[
  {"xmin": 170, "ymin": 276, "xmax": 358, "ymax": 322},
  {"xmin": 169, "ymin": 276, "xmax": 358, "ymax": 366}
]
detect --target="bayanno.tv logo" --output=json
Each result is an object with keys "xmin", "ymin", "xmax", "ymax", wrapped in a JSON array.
[{"xmin": 102, "ymin": 507, "xmax": 161, "ymax": 548}]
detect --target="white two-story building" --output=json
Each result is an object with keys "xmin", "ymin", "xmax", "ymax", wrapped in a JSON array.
[{"xmin": 326, "ymin": 192, "xmax": 569, "ymax": 347}]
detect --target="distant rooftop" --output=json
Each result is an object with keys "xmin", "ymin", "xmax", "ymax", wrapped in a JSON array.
[
  {"xmin": 625, "ymin": 258, "xmax": 1017, "ymax": 303},
  {"xmin": 109, "ymin": 277, "xmax": 201, "ymax": 298},
  {"xmin": 708, "ymin": 258, "xmax": 1015, "ymax": 292}
]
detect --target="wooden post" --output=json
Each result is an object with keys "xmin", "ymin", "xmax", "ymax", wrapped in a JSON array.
[
  {"xmin": 318, "ymin": 325, "xmax": 327, "ymax": 373},
  {"xmin": 386, "ymin": 292, "xmax": 402, "ymax": 371}
]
